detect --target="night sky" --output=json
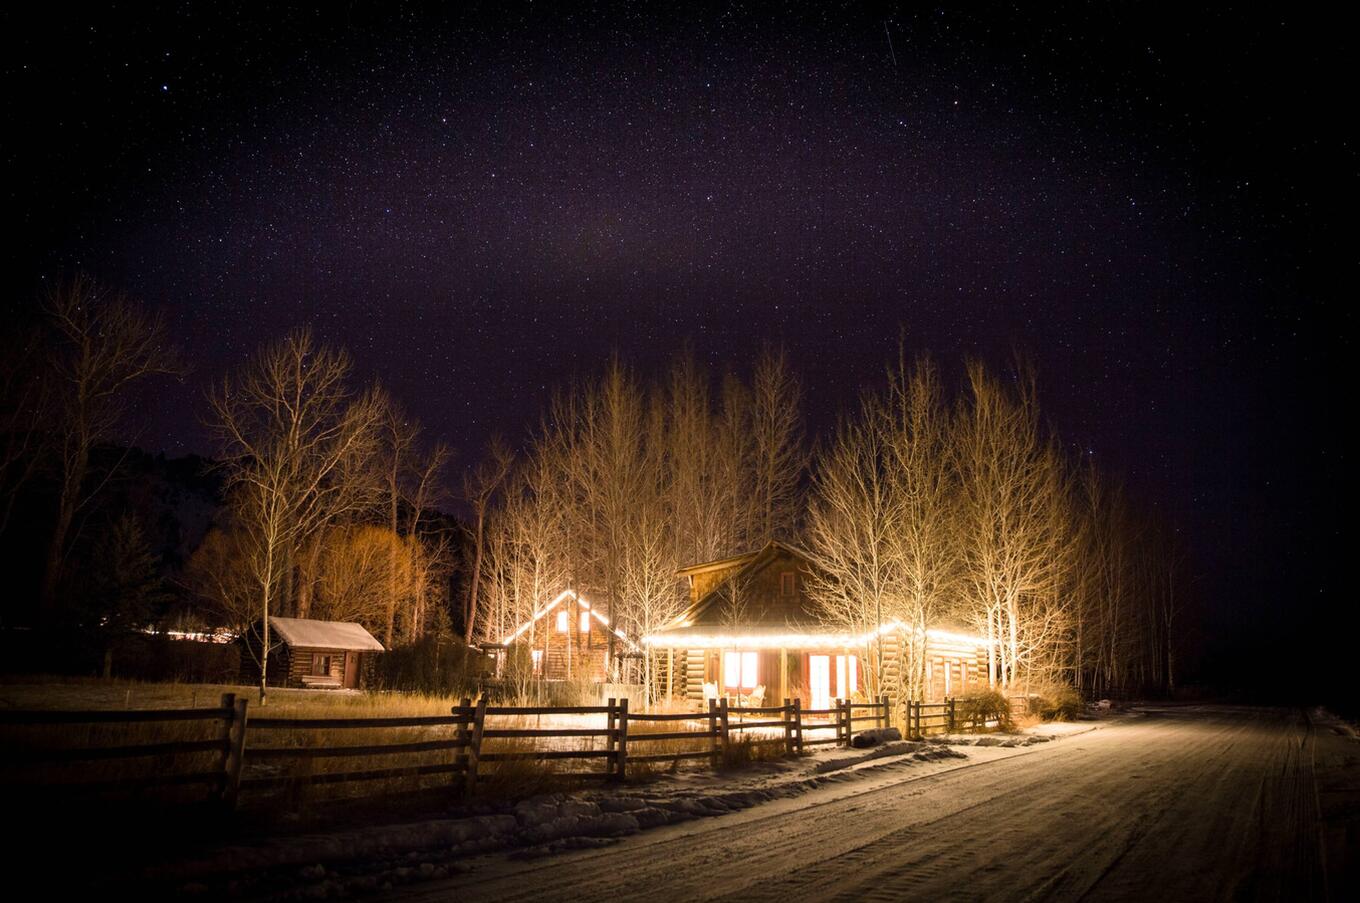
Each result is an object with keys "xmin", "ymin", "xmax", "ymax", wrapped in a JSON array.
[{"xmin": 5, "ymin": 4, "xmax": 1344, "ymax": 690}]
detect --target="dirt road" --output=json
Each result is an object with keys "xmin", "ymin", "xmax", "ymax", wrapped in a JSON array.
[{"xmin": 391, "ymin": 706, "xmax": 1354, "ymax": 902}]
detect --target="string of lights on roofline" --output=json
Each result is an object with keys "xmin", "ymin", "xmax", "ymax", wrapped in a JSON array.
[
  {"xmin": 498, "ymin": 589, "xmax": 991, "ymax": 651},
  {"xmin": 499, "ymin": 589, "xmax": 636, "ymax": 648},
  {"xmin": 641, "ymin": 623, "xmax": 994, "ymax": 651}
]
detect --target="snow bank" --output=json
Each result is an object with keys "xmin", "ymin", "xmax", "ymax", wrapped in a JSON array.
[{"xmin": 158, "ymin": 739, "xmax": 972, "ymax": 897}]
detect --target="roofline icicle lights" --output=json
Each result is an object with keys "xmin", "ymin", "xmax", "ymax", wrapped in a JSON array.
[
  {"xmin": 641, "ymin": 620, "xmax": 993, "ymax": 650},
  {"xmin": 500, "ymin": 588, "xmax": 637, "ymax": 650}
]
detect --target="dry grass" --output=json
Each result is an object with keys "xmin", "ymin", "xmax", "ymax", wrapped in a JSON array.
[
  {"xmin": 0, "ymin": 675, "xmax": 483, "ymax": 809},
  {"xmin": 0, "ymin": 673, "xmax": 475, "ymax": 716},
  {"xmin": 0, "ymin": 677, "xmax": 799, "ymax": 811}
]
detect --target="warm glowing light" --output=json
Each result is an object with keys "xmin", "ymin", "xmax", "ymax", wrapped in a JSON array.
[
  {"xmin": 836, "ymin": 654, "xmax": 857, "ymax": 697},
  {"xmin": 556, "ymin": 610, "xmax": 569, "ymax": 632},
  {"xmin": 642, "ymin": 619, "xmax": 993, "ymax": 650},
  {"xmin": 500, "ymin": 588, "xmax": 640, "ymax": 650},
  {"xmin": 722, "ymin": 650, "xmax": 758, "ymax": 690},
  {"xmin": 579, "ymin": 610, "xmax": 591, "ymax": 633}
]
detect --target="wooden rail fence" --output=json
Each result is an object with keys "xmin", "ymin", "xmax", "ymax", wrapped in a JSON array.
[
  {"xmin": 3, "ymin": 692, "xmax": 1005, "ymax": 808},
  {"xmin": 0, "ymin": 692, "xmax": 249, "ymax": 803}
]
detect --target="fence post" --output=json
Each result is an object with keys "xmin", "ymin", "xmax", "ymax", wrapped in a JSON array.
[
  {"xmin": 782, "ymin": 698, "xmax": 793, "ymax": 756},
  {"xmin": 606, "ymin": 697, "xmax": 617, "ymax": 778},
  {"xmin": 792, "ymin": 697, "xmax": 804, "ymax": 755},
  {"xmin": 614, "ymin": 697, "xmax": 630, "ymax": 780},
  {"xmin": 453, "ymin": 697, "xmax": 472, "ymax": 792},
  {"xmin": 219, "ymin": 693, "xmax": 248, "ymax": 809},
  {"xmin": 877, "ymin": 695, "xmax": 887, "ymax": 730},
  {"xmin": 707, "ymin": 698, "xmax": 720, "ymax": 768},
  {"xmin": 838, "ymin": 699, "xmax": 849, "ymax": 747},
  {"xmin": 948, "ymin": 697, "xmax": 956, "ymax": 732},
  {"xmin": 465, "ymin": 696, "xmax": 487, "ymax": 797},
  {"xmin": 718, "ymin": 698, "xmax": 730, "ymax": 764}
]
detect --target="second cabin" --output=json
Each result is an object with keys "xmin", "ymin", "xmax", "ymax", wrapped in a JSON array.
[{"xmin": 485, "ymin": 589, "xmax": 640, "ymax": 683}]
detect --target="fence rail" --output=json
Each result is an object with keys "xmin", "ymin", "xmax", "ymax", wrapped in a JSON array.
[{"xmin": 3, "ymin": 691, "xmax": 997, "ymax": 808}]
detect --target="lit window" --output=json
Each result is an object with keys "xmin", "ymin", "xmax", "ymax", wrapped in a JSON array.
[
  {"xmin": 556, "ymin": 610, "xmax": 568, "ymax": 632},
  {"xmin": 835, "ymin": 654, "xmax": 857, "ymax": 698},
  {"xmin": 724, "ymin": 651, "xmax": 741, "ymax": 689},
  {"xmin": 724, "ymin": 651, "xmax": 758, "ymax": 690},
  {"xmin": 531, "ymin": 649, "xmax": 543, "ymax": 674},
  {"xmin": 580, "ymin": 611, "xmax": 591, "ymax": 633},
  {"xmin": 943, "ymin": 660, "xmax": 952, "ymax": 697},
  {"xmin": 741, "ymin": 651, "xmax": 757, "ymax": 689}
]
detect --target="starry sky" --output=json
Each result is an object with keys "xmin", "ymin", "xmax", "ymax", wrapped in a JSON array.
[{"xmin": 5, "ymin": 4, "xmax": 1344, "ymax": 688}]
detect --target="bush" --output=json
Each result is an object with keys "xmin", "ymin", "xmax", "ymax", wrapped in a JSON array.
[
  {"xmin": 371, "ymin": 633, "xmax": 484, "ymax": 696},
  {"xmin": 719, "ymin": 733, "xmax": 788, "ymax": 770},
  {"xmin": 1037, "ymin": 686, "xmax": 1084, "ymax": 721},
  {"xmin": 954, "ymin": 688, "xmax": 1012, "ymax": 730}
]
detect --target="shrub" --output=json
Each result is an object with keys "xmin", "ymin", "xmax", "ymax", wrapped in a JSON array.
[
  {"xmin": 719, "ymin": 733, "xmax": 788, "ymax": 770},
  {"xmin": 954, "ymin": 688, "xmax": 1012, "ymax": 730},
  {"xmin": 370, "ymin": 633, "xmax": 484, "ymax": 696},
  {"xmin": 1038, "ymin": 686, "xmax": 1084, "ymax": 721}
]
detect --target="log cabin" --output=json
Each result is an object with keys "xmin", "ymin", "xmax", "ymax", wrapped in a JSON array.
[
  {"xmin": 643, "ymin": 541, "xmax": 992, "ymax": 708},
  {"xmin": 241, "ymin": 616, "xmax": 385, "ymax": 690},
  {"xmin": 484, "ymin": 588, "xmax": 641, "ymax": 683}
]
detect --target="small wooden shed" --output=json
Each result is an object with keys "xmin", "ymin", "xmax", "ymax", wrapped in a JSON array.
[{"xmin": 242, "ymin": 617, "xmax": 385, "ymax": 689}]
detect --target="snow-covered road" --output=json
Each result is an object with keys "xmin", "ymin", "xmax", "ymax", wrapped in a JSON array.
[{"xmin": 390, "ymin": 706, "xmax": 1354, "ymax": 902}]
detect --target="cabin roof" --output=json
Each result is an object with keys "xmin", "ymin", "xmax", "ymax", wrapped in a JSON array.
[
  {"xmin": 673, "ymin": 539, "xmax": 809, "ymax": 577},
  {"xmin": 269, "ymin": 617, "xmax": 385, "ymax": 652},
  {"xmin": 648, "ymin": 542, "xmax": 993, "ymax": 649},
  {"xmin": 657, "ymin": 540, "xmax": 818, "ymax": 637}
]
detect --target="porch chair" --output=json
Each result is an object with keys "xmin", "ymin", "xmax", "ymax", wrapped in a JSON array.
[{"xmin": 702, "ymin": 681, "xmax": 719, "ymax": 705}]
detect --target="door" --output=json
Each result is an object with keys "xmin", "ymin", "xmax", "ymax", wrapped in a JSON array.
[
  {"xmin": 809, "ymin": 654, "xmax": 831, "ymax": 710},
  {"xmin": 343, "ymin": 652, "xmax": 360, "ymax": 688}
]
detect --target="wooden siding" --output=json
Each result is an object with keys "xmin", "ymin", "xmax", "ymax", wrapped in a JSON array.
[
  {"xmin": 240, "ymin": 632, "xmax": 377, "ymax": 690},
  {"xmin": 509, "ymin": 595, "xmax": 614, "ymax": 683}
]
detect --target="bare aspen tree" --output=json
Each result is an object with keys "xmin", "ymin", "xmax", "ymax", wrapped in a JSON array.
[
  {"xmin": 803, "ymin": 400, "xmax": 897, "ymax": 696},
  {"xmin": 402, "ymin": 438, "xmax": 453, "ymax": 641},
  {"xmin": 461, "ymin": 435, "xmax": 512, "ymax": 644},
  {"xmin": 953, "ymin": 359, "xmax": 1072, "ymax": 691},
  {"xmin": 622, "ymin": 404, "xmax": 682, "ymax": 705},
  {"xmin": 567, "ymin": 361, "xmax": 649, "ymax": 676},
  {"xmin": 748, "ymin": 346, "xmax": 805, "ymax": 544},
  {"xmin": 666, "ymin": 350, "xmax": 730, "ymax": 567},
  {"xmin": 38, "ymin": 276, "xmax": 181, "ymax": 613},
  {"xmin": 880, "ymin": 353, "xmax": 960, "ymax": 700},
  {"xmin": 209, "ymin": 328, "xmax": 380, "ymax": 704},
  {"xmin": 373, "ymin": 390, "xmax": 419, "ymax": 643}
]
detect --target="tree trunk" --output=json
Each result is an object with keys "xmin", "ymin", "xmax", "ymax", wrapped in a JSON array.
[
  {"xmin": 464, "ymin": 505, "xmax": 485, "ymax": 644},
  {"xmin": 40, "ymin": 442, "xmax": 87, "ymax": 614}
]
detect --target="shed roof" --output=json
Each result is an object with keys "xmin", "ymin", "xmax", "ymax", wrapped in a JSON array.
[{"xmin": 269, "ymin": 617, "xmax": 385, "ymax": 652}]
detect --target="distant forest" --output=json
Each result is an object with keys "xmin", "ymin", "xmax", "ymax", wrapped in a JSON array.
[{"xmin": 1, "ymin": 277, "xmax": 1185, "ymax": 698}]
